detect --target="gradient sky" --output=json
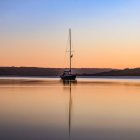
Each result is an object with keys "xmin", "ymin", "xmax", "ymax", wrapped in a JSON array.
[{"xmin": 1, "ymin": 0, "xmax": 140, "ymax": 68}]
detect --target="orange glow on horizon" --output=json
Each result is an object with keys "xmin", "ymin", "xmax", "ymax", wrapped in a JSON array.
[{"xmin": 1, "ymin": 34, "xmax": 140, "ymax": 69}]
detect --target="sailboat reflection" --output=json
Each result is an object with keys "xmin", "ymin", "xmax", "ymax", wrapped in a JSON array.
[
  {"xmin": 69, "ymin": 81, "xmax": 72, "ymax": 139},
  {"xmin": 62, "ymin": 80, "xmax": 77, "ymax": 140}
]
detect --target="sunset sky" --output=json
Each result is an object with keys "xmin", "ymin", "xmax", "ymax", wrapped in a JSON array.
[{"xmin": 1, "ymin": 0, "xmax": 140, "ymax": 68}]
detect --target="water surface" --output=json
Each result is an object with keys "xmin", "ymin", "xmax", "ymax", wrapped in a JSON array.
[{"xmin": 0, "ymin": 77, "xmax": 140, "ymax": 140}]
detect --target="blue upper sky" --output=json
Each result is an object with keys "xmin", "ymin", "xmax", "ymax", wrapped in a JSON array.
[{"xmin": 1, "ymin": 0, "xmax": 139, "ymax": 34}]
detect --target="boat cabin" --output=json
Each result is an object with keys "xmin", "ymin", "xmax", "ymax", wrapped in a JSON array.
[{"xmin": 62, "ymin": 70, "xmax": 71, "ymax": 76}]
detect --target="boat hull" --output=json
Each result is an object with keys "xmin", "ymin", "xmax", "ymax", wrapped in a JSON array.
[{"xmin": 60, "ymin": 74, "xmax": 76, "ymax": 81}]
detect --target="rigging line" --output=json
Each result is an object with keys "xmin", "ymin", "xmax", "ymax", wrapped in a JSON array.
[
  {"xmin": 62, "ymin": 32, "xmax": 70, "ymax": 68},
  {"xmin": 71, "ymin": 31, "xmax": 77, "ymax": 68}
]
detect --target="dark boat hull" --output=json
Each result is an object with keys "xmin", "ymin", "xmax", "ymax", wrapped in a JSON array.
[{"xmin": 60, "ymin": 74, "xmax": 76, "ymax": 80}]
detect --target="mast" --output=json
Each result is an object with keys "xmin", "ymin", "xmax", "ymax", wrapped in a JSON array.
[{"xmin": 69, "ymin": 28, "xmax": 72, "ymax": 74}]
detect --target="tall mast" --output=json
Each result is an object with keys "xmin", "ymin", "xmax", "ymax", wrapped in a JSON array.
[{"xmin": 69, "ymin": 28, "xmax": 72, "ymax": 73}]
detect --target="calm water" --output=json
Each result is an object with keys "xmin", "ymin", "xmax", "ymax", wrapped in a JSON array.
[{"xmin": 1, "ymin": 77, "xmax": 140, "ymax": 140}]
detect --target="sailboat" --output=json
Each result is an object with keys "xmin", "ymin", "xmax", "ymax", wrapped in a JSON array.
[{"xmin": 60, "ymin": 29, "xmax": 76, "ymax": 81}]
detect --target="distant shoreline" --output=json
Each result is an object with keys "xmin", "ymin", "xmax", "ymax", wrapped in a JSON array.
[
  {"xmin": 0, "ymin": 67, "xmax": 112, "ymax": 76},
  {"xmin": 1, "ymin": 76, "xmax": 140, "ymax": 79},
  {"xmin": 0, "ymin": 67, "xmax": 140, "ymax": 77}
]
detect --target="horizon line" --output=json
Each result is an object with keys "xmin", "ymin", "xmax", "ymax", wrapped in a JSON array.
[{"xmin": 0, "ymin": 66, "xmax": 140, "ymax": 70}]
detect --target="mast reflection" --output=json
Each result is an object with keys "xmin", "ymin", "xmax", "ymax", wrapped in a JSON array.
[
  {"xmin": 62, "ymin": 80, "xmax": 77, "ymax": 140},
  {"xmin": 69, "ymin": 81, "xmax": 72, "ymax": 139}
]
